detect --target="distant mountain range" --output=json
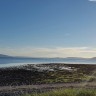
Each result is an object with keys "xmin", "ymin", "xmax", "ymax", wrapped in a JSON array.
[{"xmin": 0, "ymin": 54, "xmax": 96, "ymax": 60}]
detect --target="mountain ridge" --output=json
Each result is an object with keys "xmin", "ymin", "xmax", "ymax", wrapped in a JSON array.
[{"xmin": 0, "ymin": 54, "xmax": 96, "ymax": 60}]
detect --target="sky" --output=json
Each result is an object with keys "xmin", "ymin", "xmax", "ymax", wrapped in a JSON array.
[{"xmin": 0, "ymin": 0, "xmax": 96, "ymax": 58}]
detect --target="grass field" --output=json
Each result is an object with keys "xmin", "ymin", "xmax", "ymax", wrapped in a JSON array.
[{"xmin": 23, "ymin": 88, "xmax": 96, "ymax": 96}]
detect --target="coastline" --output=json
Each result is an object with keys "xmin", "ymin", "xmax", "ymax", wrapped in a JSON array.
[{"xmin": 0, "ymin": 62, "xmax": 96, "ymax": 68}]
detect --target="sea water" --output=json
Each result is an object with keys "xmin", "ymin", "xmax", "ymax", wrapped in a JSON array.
[{"xmin": 0, "ymin": 58, "xmax": 96, "ymax": 68}]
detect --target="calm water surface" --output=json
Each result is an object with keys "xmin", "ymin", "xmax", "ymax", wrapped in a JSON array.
[{"xmin": 0, "ymin": 58, "xmax": 96, "ymax": 68}]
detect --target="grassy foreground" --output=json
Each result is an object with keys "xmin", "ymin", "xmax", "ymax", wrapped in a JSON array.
[{"xmin": 23, "ymin": 88, "xmax": 96, "ymax": 96}]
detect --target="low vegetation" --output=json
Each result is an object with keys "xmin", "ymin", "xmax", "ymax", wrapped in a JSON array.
[
  {"xmin": 23, "ymin": 88, "xmax": 96, "ymax": 96},
  {"xmin": 0, "ymin": 64, "xmax": 96, "ymax": 96},
  {"xmin": 0, "ymin": 64, "xmax": 96, "ymax": 86}
]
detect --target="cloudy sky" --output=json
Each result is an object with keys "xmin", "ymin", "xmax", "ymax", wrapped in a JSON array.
[{"xmin": 0, "ymin": 0, "xmax": 96, "ymax": 58}]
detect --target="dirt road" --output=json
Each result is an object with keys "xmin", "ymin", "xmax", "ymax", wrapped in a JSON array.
[
  {"xmin": 0, "ymin": 82, "xmax": 96, "ymax": 91},
  {"xmin": 0, "ymin": 82, "xmax": 95, "ymax": 96}
]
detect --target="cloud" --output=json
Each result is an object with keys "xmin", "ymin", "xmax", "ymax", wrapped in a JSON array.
[
  {"xmin": 0, "ymin": 47, "xmax": 96, "ymax": 58},
  {"xmin": 89, "ymin": 0, "xmax": 96, "ymax": 1}
]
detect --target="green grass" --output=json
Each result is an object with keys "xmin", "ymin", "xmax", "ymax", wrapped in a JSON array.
[{"xmin": 23, "ymin": 88, "xmax": 96, "ymax": 96}]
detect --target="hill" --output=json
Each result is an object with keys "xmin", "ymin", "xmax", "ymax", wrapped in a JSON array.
[{"xmin": 0, "ymin": 54, "xmax": 12, "ymax": 58}]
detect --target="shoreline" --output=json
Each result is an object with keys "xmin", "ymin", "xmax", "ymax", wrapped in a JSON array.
[{"xmin": 0, "ymin": 62, "xmax": 96, "ymax": 69}]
